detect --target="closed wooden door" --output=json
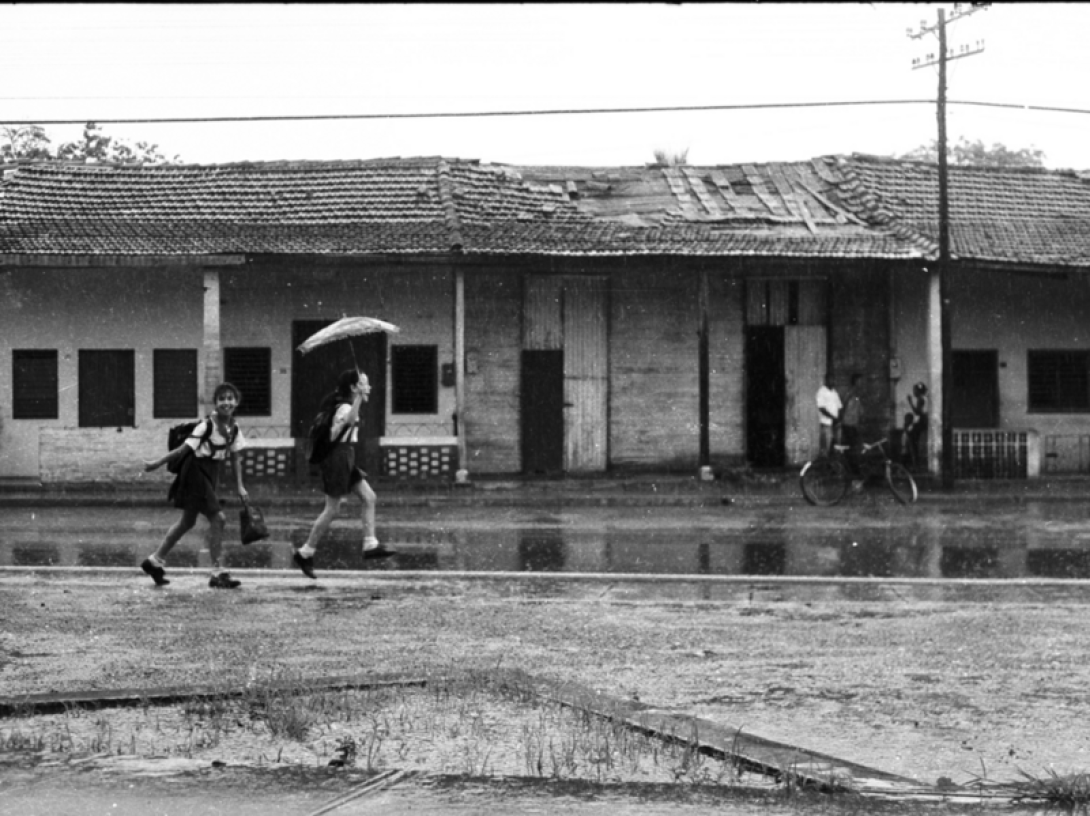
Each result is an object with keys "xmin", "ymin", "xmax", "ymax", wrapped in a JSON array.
[
  {"xmin": 784, "ymin": 325, "xmax": 827, "ymax": 464},
  {"xmin": 522, "ymin": 275, "xmax": 609, "ymax": 474},
  {"xmin": 563, "ymin": 276, "xmax": 608, "ymax": 472}
]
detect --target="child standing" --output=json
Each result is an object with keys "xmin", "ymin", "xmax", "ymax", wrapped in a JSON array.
[
  {"xmin": 141, "ymin": 382, "xmax": 249, "ymax": 589},
  {"xmin": 293, "ymin": 369, "xmax": 394, "ymax": 580}
]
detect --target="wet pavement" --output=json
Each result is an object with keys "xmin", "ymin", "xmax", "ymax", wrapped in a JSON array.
[{"xmin": 3, "ymin": 496, "xmax": 1090, "ymax": 580}]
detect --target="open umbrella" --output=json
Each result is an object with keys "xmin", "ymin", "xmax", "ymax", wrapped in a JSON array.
[{"xmin": 297, "ymin": 316, "xmax": 401, "ymax": 366}]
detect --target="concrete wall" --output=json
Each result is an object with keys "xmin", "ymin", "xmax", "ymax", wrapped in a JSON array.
[
  {"xmin": 609, "ymin": 260, "xmax": 702, "ymax": 471},
  {"xmin": 463, "ymin": 267, "xmax": 522, "ymax": 474},
  {"xmin": 829, "ymin": 262, "xmax": 892, "ymax": 441},
  {"xmin": 951, "ymin": 267, "xmax": 1090, "ymax": 471},
  {"xmin": 1, "ymin": 262, "xmax": 455, "ymax": 482}
]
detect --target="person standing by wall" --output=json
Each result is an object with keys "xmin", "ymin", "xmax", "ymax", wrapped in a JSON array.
[
  {"xmin": 907, "ymin": 382, "xmax": 929, "ymax": 472},
  {"xmin": 293, "ymin": 369, "xmax": 395, "ymax": 580},
  {"xmin": 816, "ymin": 373, "xmax": 842, "ymax": 456},
  {"xmin": 841, "ymin": 373, "xmax": 864, "ymax": 489},
  {"xmin": 141, "ymin": 382, "xmax": 249, "ymax": 589}
]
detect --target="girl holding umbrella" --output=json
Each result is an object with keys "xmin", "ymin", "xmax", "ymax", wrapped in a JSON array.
[{"xmin": 293, "ymin": 368, "xmax": 396, "ymax": 579}]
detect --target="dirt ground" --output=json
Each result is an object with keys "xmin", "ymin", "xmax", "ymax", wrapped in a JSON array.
[{"xmin": 3, "ymin": 570, "xmax": 1090, "ymax": 789}]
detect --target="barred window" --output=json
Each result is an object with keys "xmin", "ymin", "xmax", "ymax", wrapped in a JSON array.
[
  {"xmin": 153, "ymin": 349, "xmax": 198, "ymax": 418},
  {"xmin": 13, "ymin": 350, "xmax": 58, "ymax": 419},
  {"xmin": 224, "ymin": 347, "xmax": 271, "ymax": 416},
  {"xmin": 1028, "ymin": 350, "xmax": 1090, "ymax": 412},
  {"xmin": 391, "ymin": 345, "xmax": 438, "ymax": 414}
]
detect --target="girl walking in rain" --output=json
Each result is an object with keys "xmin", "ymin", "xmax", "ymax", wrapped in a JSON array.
[
  {"xmin": 141, "ymin": 382, "xmax": 249, "ymax": 589},
  {"xmin": 293, "ymin": 368, "xmax": 395, "ymax": 580}
]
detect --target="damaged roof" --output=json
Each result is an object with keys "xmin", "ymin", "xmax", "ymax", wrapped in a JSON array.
[
  {"xmin": 3, "ymin": 153, "xmax": 1088, "ymax": 265},
  {"xmin": 0, "ymin": 155, "xmax": 920, "ymax": 259}
]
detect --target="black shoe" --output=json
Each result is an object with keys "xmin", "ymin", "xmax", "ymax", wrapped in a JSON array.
[
  {"xmin": 363, "ymin": 545, "xmax": 397, "ymax": 560},
  {"xmin": 293, "ymin": 551, "xmax": 317, "ymax": 579},
  {"xmin": 209, "ymin": 572, "xmax": 241, "ymax": 589},
  {"xmin": 141, "ymin": 558, "xmax": 170, "ymax": 587}
]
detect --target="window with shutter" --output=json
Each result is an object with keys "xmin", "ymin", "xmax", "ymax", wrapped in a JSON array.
[
  {"xmin": 391, "ymin": 345, "xmax": 438, "ymax": 414},
  {"xmin": 13, "ymin": 350, "xmax": 58, "ymax": 419},
  {"xmin": 1028, "ymin": 350, "xmax": 1090, "ymax": 412},
  {"xmin": 153, "ymin": 349, "xmax": 198, "ymax": 418},
  {"xmin": 224, "ymin": 347, "xmax": 271, "ymax": 416}
]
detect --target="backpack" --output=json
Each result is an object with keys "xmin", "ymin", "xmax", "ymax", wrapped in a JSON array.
[
  {"xmin": 306, "ymin": 400, "xmax": 349, "ymax": 465},
  {"xmin": 166, "ymin": 415, "xmax": 238, "ymax": 474}
]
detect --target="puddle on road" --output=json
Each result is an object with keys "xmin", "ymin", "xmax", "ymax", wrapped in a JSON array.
[{"xmin": 4, "ymin": 504, "xmax": 1090, "ymax": 580}]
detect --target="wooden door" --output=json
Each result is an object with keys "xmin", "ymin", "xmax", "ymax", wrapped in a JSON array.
[
  {"xmin": 562, "ymin": 276, "xmax": 608, "ymax": 472},
  {"xmin": 521, "ymin": 350, "xmax": 564, "ymax": 474},
  {"xmin": 784, "ymin": 325, "xmax": 826, "ymax": 464},
  {"xmin": 951, "ymin": 350, "xmax": 999, "ymax": 428},
  {"xmin": 79, "ymin": 350, "xmax": 134, "ymax": 427},
  {"xmin": 292, "ymin": 321, "xmax": 386, "ymax": 473}
]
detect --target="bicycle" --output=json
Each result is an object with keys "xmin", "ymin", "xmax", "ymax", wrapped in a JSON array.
[{"xmin": 799, "ymin": 437, "xmax": 918, "ymax": 506}]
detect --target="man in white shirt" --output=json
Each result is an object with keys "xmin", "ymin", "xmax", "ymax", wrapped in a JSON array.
[{"xmin": 816, "ymin": 373, "xmax": 842, "ymax": 456}]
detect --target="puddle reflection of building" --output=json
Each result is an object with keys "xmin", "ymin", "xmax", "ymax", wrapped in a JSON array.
[
  {"xmin": 288, "ymin": 527, "xmax": 444, "ymax": 571},
  {"xmin": 1020, "ymin": 502, "xmax": 1090, "ymax": 579},
  {"xmin": 938, "ymin": 523, "xmax": 1027, "ymax": 579},
  {"xmin": 10, "ymin": 544, "xmax": 61, "ymax": 567},
  {"xmin": 77, "ymin": 544, "xmax": 136, "ymax": 568}
]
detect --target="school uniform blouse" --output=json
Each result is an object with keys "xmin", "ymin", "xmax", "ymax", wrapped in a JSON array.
[
  {"xmin": 185, "ymin": 418, "xmax": 247, "ymax": 459},
  {"xmin": 329, "ymin": 403, "xmax": 359, "ymax": 444}
]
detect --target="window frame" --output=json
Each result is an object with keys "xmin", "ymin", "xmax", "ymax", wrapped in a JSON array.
[
  {"xmin": 391, "ymin": 344, "xmax": 439, "ymax": 415},
  {"xmin": 223, "ymin": 346, "xmax": 272, "ymax": 417},
  {"xmin": 12, "ymin": 349, "xmax": 59, "ymax": 420},
  {"xmin": 1027, "ymin": 349, "xmax": 1090, "ymax": 413},
  {"xmin": 153, "ymin": 349, "xmax": 199, "ymax": 419}
]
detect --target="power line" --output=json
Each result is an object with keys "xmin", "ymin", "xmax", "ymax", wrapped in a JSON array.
[
  {"xmin": 0, "ymin": 98, "xmax": 1086, "ymax": 128},
  {"xmin": 0, "ymin": 100, "xmax": 937, "ymax": 126}
]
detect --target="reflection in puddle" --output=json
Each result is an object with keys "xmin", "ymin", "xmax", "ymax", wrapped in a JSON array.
[
  {"xmin": 6, "ymin": 505, "xmax": 1090, "ymax": 581},
  {"xmin": 742, "ymin": 542, "xmax": 786, "ymax": 575},
  {"xmin": 940, "ymin": 546, "xmax": 1000, "ymax": 579},
  {"xmin": 1027, "ymin": 549, "xmax": 1090, "ymax": 579},
  {"xmin": 77, "ymin": 545, "xmax": 135, "ymax": 568}
]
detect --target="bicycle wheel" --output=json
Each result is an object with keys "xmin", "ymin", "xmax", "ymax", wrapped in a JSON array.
[
  {"xmin": 800, "ymin": 457, "xmax": 849, "ymax": 506},
  {"xmin": 886, "ymin": 461, "xmax": 918, "ymax": 504}
]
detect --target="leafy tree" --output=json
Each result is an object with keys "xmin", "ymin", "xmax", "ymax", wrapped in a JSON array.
[
  {"xmin": 1, "ymin": 122, "xmax": 179, "ymax": 164},
  {"xmin": 0, "ymin": 125, "xmax": 53, "ymax": 161},
  {"xmin": 899, "ymin": 137, "xmax": 1045, "ymax": 168}
]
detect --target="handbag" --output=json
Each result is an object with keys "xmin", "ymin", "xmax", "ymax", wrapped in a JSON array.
[{"xmin": 239, "ymin": 497, "xmax": 270, "ymax": 545}]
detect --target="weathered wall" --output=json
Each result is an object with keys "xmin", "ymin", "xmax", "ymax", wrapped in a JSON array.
[
  {"xmin": 610, "ymin": 260, "xmax": 701, "ymax": 471},
  {"xmin": 708, "ymin": 268, "xmax": 746, "ymax": 468},
  {"xmin": 829, "ymin": 263, "xmax": 892, "ymax": 441},
  {"xmin": 1, "ymin": 262, "xmax": 456, "ymax": 482},
  {"xmin": 463, "ymin": 267, "xmax": 521, "ymax": 474},
  {"xmin": 951, "ymin": 266, "xmax": 1090, "ymax": 441}
]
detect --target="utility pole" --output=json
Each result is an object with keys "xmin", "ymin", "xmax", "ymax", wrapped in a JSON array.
[{"xmin": 908, "ymin": 4, "xmax": 985, "ymax": 489}]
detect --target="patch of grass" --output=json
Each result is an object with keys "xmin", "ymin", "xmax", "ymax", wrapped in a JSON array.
[{"xmin": 1001, "ymin": 768, "xmax": 1090, "ymax": 808}]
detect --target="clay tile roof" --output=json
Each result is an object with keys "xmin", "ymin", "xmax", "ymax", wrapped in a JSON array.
[
  {"xmin": 0, "ymin": 158, "xmax": 589, "ymax": 256},
  {"xmin": 0, "ymin": 155, "xmax": 928, "ymax": 260},
  {"xmin": 822, "ymin": 154, "xmax": 1090, "ymax": 267}
]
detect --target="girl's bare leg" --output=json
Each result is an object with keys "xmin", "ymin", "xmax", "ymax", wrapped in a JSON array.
[
  {"xmin": 154, "ymin": 508, "xmax": 199, "ymax": 561},
  {"xmin": 302, "ymin": 495, "xmax": 341, "ymax": 554}
]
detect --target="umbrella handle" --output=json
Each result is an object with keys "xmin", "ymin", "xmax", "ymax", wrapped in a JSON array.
[{"xmin": 349, "ymin": 337, "xmax": 359, "ymax": 370}]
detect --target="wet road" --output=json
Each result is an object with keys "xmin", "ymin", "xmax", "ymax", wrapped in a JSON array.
[{"xmin": 4, "ymin": 498, "xmax": 1090, "ymax": 580}]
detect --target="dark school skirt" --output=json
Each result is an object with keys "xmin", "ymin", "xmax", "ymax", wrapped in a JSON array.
[
  {"xmin": 168, "ymin": 454, "xmax": 224, "ymax": 516},
  {"xmin": 320, "ymin": 443, "xmax": 366, "ymax": 498}
]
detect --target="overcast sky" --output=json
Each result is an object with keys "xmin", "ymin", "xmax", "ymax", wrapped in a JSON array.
[{"xmin": 3, "ymin": 3, "xmax": 1087, "ymax": 169}]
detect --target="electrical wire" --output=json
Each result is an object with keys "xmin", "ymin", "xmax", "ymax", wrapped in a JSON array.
[{"xmin": 0, "ymin": 98, "xmax": 1086, "ymax": 128}]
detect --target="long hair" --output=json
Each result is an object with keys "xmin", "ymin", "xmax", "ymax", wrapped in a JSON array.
[{"xmin": 318, "ymin": 369, "xmax": 359, "ymax": 413}]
